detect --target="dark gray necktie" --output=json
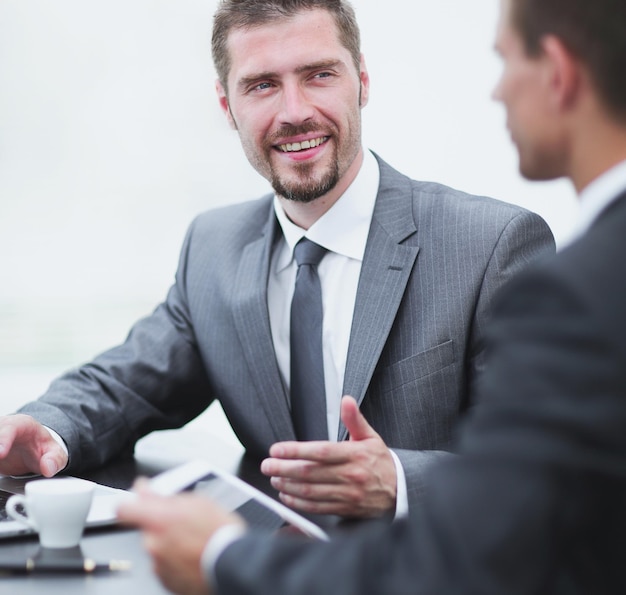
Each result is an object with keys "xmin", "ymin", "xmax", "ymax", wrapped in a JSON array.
[{"xmin": 290, "ymin": 238, "xmax": 328, "ymax": 441}]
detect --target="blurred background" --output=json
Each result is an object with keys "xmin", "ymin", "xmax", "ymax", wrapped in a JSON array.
[{"xmin": 0, "ymin": 1, "xmax": 576, "ymax": 429}]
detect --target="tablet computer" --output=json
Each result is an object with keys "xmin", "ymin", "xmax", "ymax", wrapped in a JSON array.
[{"xmin": 147, "ymin": 459, "xmax": 329, "ymax": 541}]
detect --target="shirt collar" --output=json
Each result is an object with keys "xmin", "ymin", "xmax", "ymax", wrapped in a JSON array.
[
  {"xmin": 572, "ymin": 159, "xmax": 626, "ymax": 239},
  {"xmin": 273, "ymin": 149, "xmax": 380, "ymax": 271}
]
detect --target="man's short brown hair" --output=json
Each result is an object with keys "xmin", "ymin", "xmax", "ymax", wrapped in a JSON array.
[
  {"xmin": 212, "ymin": 0, "xmax": 361, "ymax": 94},
  {"xmin": 511, "ymin": 0, "xmax": 626, "ymax": 121}
]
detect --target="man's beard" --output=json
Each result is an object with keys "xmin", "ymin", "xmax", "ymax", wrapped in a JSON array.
[
  {"xmin": 264, "ymin": 121, "xmax": 340, "ymax": 203},
  {"xmin": 269, "ymin": 157, "xmax": 340, "ymax": 203}
]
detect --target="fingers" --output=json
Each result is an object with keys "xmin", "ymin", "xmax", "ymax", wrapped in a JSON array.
[
  {"xmin": 262, "ymin": 456, "xmax": 343, "ymax": 483},
  {"xmin": 261, "ymin": 442, "xmax": 361, "ymax": 485},
  {"xmin": 117, "ymin": 484, "xmax": 184, "ymax": 528},
  {"xmin": 117, "ymin": 491, "xmax": 167, "ymax": 529},
  {"xmin": 120, "ymin": 493, "xmax": 217, "ymax": 595},
  {"xmin": 267, "ymin": 459, "xmax": 362, "ymax": 495},
  {"xmin": 266, "ymin": 440, "xmax": 351, "ymax": 465},
  {"xmin": 0, "ymin": 414, "xmax": 68, "ymax": 477},
  {"xmin": 277, "ymin": 493, "xmax": 364, "ymax": 517},
  {"xmin": 272, "ymin": 476, "xmax": 360, "ymax": 503},
  {"xmin": 118, "ymin": 490, "xmax": 245, "ymax": 535},
  {"xmin": 0, "ymin": 419, "xmax": 18, "ymax": 456}
]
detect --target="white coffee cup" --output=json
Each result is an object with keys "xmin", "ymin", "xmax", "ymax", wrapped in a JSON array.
[{"xmin": 6, "ymin": 478, "xmax": 95, "ymax": 548}]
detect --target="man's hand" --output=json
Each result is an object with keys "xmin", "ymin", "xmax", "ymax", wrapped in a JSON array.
[
  {"xmin": 0, "ymin": 414, "xmax": 68, "ymax": 477},
  {"xmin": 117, "ymin": 482, "xmax": 245, "ymax": 595},
  {"xmin": 261, "ymin": 396, "xmax": 397, "ymax": 518}
]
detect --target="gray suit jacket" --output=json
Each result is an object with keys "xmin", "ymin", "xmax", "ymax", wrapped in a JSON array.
[{"xmin": 20, "ymin": 153, "xmax": 554, "ymax": 508}]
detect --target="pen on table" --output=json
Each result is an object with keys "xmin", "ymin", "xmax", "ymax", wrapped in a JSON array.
[{"xmin": 0, "ymin": 558, "xmax": 132, "ymax": 575}]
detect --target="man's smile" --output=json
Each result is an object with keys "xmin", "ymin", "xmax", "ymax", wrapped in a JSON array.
[{"xmin": 277, "ymin": 136, "xmax": 329, "ymax": 153}]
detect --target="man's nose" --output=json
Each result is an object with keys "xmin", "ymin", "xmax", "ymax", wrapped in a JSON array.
[{"xmin": 278, "ymin": 83, "xmax": 316, "ymax": 125}]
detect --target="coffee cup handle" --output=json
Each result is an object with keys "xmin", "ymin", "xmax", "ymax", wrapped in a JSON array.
[{"xmin": 6, "ymin": 494, "xmax": 35, "ymax": 528}]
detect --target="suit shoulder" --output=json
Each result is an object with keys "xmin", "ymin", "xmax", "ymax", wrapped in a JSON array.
[
  {"xmin": 374, "ymin": 153, "xmax": 546, "ymax": 224},
  {"xmin": 404, "ymin": 179, "xmax": 553, "ymax": 248},
  {"xmin": 187, "ymin": 193, "xmax": 274, "ymax": 239},
  {"xmin": 409, "ymin": 179, "xmax": 535, "ymax": 219}
]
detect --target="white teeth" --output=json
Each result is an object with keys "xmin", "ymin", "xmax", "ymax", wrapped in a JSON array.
[{"xmin": 279, "ymin": 137, "xmax": 326, "ymax": 152}]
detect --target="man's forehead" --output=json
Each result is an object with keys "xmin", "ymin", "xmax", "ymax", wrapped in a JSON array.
[
  {"xmin": 225, "ymin": 12, "xmax": 348, "ymax": 80},
  {"xmin": 494, "ymin": 0, "xmax": 517, "ymax": 50},
  {"xmin": 225, "ymin": 9, "xmax": 340, "ymax": 50}
]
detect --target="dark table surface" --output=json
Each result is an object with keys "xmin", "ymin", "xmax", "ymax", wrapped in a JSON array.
[
  {"xmin": 0, "ymin": 433, "xmax": 374, "ymax": 593},
  {"xmin": 0, "ymin": 445, "xmax": 263, "ymax": 595},
  {"xmin": 0, "ymin": 456, "xmax": 172, "ymax": 595}
]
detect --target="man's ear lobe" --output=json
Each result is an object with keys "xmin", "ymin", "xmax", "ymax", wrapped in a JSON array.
[{"xmin": 542, "ymin": 35, "xmax": 581, "ymax": 110}]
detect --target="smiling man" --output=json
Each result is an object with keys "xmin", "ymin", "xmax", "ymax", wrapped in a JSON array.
[{"xmin": 0, "ymin": 0, "xmax": 553, "ymax": 522}]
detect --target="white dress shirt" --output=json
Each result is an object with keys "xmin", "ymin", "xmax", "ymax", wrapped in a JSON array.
[{"xmin": 268, "ymin": 148, "xmax": 379, "ymax": 440}]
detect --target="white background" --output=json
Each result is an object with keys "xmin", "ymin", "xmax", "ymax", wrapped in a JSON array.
[{"xmin": 0, "ymin": 1, "xmax": 578, "ymax": 415}]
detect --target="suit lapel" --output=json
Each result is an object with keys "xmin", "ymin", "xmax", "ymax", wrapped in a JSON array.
[
  {"xmin": 232, "ymin": 204, "xmax": 296, "ymax": 442},
  {"xmin": 339, "ymin": 156, "xmax": 419, "ymax": 440}
]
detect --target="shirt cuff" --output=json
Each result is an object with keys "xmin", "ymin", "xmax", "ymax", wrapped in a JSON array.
[
  {"xmin": 389, "ymin": 449, "xmax": 409, "ymax": 520},
  {"xmin": 201, "ymin": 523, "xmax": 248, "ymax": 589}
]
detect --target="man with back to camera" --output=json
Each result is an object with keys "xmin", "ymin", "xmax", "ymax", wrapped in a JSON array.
[
  {"xmin": 0, "ymin": 0, "xmax": 553, "ymax": 523},
  {"xmin": 118, "ymin": 0, "xmax": 626, "ymax": 592}
]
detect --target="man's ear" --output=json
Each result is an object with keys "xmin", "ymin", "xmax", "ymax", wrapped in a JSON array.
[
  {"xmin": 358, "ymin": 54, "xmax": 370, "ymax": 108},
  {"xmin": 541, "ymin": 35, "xmax": 581, "ymax": 111},
  {"xmin": 216, "ymin": 80, "xmax": 237, "ymax": 130}
]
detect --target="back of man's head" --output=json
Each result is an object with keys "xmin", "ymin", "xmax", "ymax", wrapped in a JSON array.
[
  {"xmin": 212, "ymin": 0, "xmax": 360, "ymax": 93},
  {"xmin": 511, "ymin": 0, "xmax": 626, "ymax": 122}
]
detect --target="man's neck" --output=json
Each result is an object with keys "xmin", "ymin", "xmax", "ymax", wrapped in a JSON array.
[
  {"xmin": 570, "ymin": 115, "xmax": 626, "ymax": 194},
  {"xmin": 278, "ymin": 149, "xmax": 365, "ymax": 230}
]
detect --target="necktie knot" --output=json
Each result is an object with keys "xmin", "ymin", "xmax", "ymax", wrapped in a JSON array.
[{"xmin": 294, "ymin": 238, "xmax": 327, "ymax": 267}]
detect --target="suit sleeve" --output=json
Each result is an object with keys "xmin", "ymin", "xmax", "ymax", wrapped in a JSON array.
[
  {"xmin": 213, "ymin": 252, "xmax": 626, "ymax": 595},
  {"xmin": 393, "ymin": 208, "xmax": 555, "ymax": 507},
  {"xmin": 17, "ymin": 218, "xmax": 215, "ymax": 472}
]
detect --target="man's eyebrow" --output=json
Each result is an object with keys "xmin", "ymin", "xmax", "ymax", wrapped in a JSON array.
[
  {"xmin": 237, "ymin": 71, "xmax": 279, "ymax": 90},
  {"xmin": 236, "ymin": 59, "xmax": 344, "ymax": 90},
  {"xmin": 294, "ymin": 59, "xmax": 343, "ymax": 74}
]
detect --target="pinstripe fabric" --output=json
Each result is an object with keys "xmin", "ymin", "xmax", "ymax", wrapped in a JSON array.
[{"xmin": 21, "ymin": 153, "xmax": 555, "ymax": 509}]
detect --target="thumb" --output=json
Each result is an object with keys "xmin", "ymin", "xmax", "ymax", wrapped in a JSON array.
[
  {"xmin": 40, "ymin": 447, "xmax": 67, "ymax": 478},
  {"xmin": 341, "ymin": 396, "xmax": 377, "ymax": 442},
  {"xmin": 39, "ymin": 432, "xmax": 68, "ymax": 478}
]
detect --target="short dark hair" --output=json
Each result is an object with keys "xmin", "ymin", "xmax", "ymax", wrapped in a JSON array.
[
  {"xmin": 511, "ymin": 0, "xmax": 626, "ymax": 120},
  {"xmin": 212, "ymin": 0, "xmax": 361, "ymax": 94}
]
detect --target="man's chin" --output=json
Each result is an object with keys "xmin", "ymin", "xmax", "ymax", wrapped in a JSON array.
[
  {"xmin": 271, "ymin": 171, "xmax": 339, "ymax": 204},
  {"xmin": 519, "ymin": 161, "xmax": 562, "ymax": 183},
  {"xmin": 274, "ymin": 185, "xmax": 331, "ymax": 204}
]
